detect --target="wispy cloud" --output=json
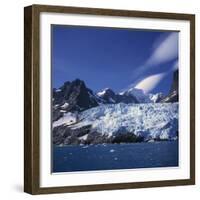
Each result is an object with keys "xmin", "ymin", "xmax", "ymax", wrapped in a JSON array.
[
  {"xmin": 133, "ymin": 58, "xmax": 178, "ymax": 93},
  {"xmin": 145, "ymin": 32, "xmax": 178, "ymax": 67},
  {"xmin": 135, "ymin": 73, "xmax": 166, "ymax": 93},
  {"xmin": 128, "ymin": 32, "xmax": 178, "ymax": 91}
]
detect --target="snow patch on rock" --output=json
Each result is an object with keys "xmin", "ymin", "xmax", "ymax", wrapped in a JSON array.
[
  {"xmin": 53, "ymin": 112, "xmax": 78, "ymax": 127},
  {"xmin": 61, "ymin": 102, "xmax": 69, "ymax": 109}
]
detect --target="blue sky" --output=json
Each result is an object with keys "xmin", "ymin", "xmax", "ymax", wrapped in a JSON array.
[{"xmin": 52, "ymin": 25, "xmax": 178, "ymax": 95}]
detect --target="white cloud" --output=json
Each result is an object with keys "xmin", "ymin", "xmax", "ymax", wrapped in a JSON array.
[
  {"xmin": 130, "ymin": 33, "xmax": 178, "ymax": 91},
  {"xmin": 126, "ymin": 32, "xmax": 178, "ymax": 94},
  {"xmin": 146, "ymin": 32, "xmax": 178, "ymax": 66},
  {"xmin": 135, "ymin": 73, "xmax": 166, "ymax": 93}
]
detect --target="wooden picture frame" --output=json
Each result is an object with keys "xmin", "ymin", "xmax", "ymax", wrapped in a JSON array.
[{"xmin": 24, "ymin": 4, "xmax": 195, "ymax": 194}]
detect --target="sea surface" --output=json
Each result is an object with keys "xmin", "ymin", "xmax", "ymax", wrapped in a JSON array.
[{"xmin": 53, "ymin": 141, "xmax": 178, "ymax": 173}]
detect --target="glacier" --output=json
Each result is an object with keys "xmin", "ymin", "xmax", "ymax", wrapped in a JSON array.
[{"xmin": 53, "ymin": 102, "xmax": 178, "ymax": 142}]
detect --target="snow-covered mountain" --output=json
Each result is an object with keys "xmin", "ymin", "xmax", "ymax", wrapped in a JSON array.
[
  {"xmin": 120, "ymin": 87, "xmax": 165, "ymax": 103},
  {"xmin": 97, "ymin": 88, "xmax": 138, "ymax": 104},
  {"xmin": 120, "ymin": 70, "xmax": 179, "ymax": 103},
  {"xmin": 121, "ymin": 88, "xmax": 152, "ymax": 103},
  {"xmin": 97, "ymin": 88, "xmax": 117, "ymax": 103},
  {"xmin": 53, "ymin": 103, "xmax": 178, "ymax": 145}
]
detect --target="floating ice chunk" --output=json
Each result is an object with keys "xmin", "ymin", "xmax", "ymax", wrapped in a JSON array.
[
  {"xmin": 82, "ymin": 145, "xmax": 89, "ymax": 149},
  {"xmin": 110, "ymin": 149, "xmax": 115, "ymax": 153},
  {"xmin": 79, "ymin": 134, "xmax": 88, "ymax": 140}
]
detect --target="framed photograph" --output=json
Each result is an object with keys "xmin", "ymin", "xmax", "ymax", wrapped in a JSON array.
[{"xmin": 24, "ymin": 4, "xmax": 195, "ymax": 194}]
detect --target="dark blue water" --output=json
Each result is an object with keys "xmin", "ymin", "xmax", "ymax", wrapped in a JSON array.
[{"xmin": 53, "ymin": 141, "xmax": 178, "ymax": 172}]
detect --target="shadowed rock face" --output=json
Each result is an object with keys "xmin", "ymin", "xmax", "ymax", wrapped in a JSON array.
[
  {"xmin": 161, "ymin": 70, "xmax": 178, "ymax": 103},
  {"xmin": 52, "ymin": 79, "xmax": 99, "ymax": 121},
  {"xmin": 53, "ymin": 124, "xmax": 143, "ymax": 145},
  {"xmin": 170, "ymin": 70, "xmax": 178, "ymax": 94},
  {"xmin": 53, "ymin": 79, "xmax": 99, "ymax": 108}
]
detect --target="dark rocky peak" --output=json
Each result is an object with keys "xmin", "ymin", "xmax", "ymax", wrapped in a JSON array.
[
  {"xmin": 161, "ymin": 69, "xmax": 179, "ymax": 103},
  {"xmin": 71, "ymin": 79, "xmax": 86, "ymax": 87},
  {"xmin": 169, "ymin": 69, "xmax": 178, "ymax": 94},
  {"xmin": 97, "ymin": 88, "xmax": 115, "ymax": 96},
  {"xmin": 97, "ymin": 88, "xmax": 117, "ymax": 103},
  {"xmin": 103, "ymin": 88, "xmax": 115, "ymax": 96},
  {"xmin": 52, "ymin": 79, "xmax": 99, "ymax": 121}
]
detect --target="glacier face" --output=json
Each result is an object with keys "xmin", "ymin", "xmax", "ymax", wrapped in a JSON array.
[{"xmin": 54, "ymin": 102, "xmax": 178, "ymax": 142}]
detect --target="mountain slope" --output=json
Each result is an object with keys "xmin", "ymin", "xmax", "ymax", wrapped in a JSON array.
[{"xmin": 53, "ymin": 79, "xmax": 99, "ymax": 121}]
